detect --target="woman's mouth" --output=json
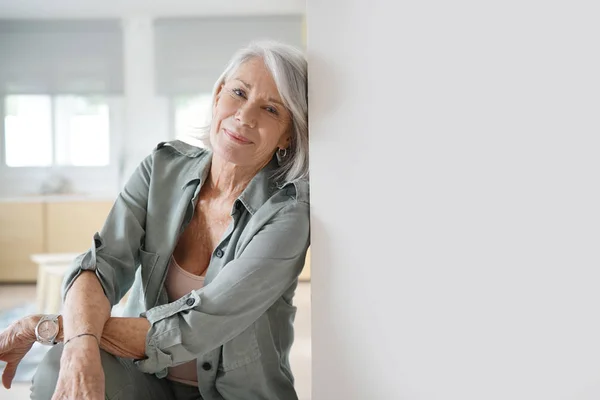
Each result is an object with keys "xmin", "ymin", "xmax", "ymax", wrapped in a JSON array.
[{"xmin": 224, "ymin": 129, "xmax": 252, "ymax": 144}]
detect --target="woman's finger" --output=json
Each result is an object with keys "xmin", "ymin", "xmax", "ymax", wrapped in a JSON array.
[{"xmin": 1, "ymin": 360, "xmax": 18, "ymax": 389}]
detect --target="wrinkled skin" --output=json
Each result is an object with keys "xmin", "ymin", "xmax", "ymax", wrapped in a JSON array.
[
  {"xmin": 0, "ymin": 315, "xmax": 104, "ymax": 399},
  {"xmin": 0, "ymin": 316, "xmax": 36, "ymax": 389},
  {"xmin": 50, "ymin": 338, "xmax": 105, "ymax": 400}
]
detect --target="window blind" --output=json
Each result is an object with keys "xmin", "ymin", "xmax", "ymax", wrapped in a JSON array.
[{"xmin": 0, "ymin": 19, "xmax": 124, "ymax": 94}]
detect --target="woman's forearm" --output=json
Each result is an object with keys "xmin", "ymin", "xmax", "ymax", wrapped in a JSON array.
[
  {"xmin": 98, "ymin": 317, "xmax": 150, "ymax": 359},
  {"xmin": 59, "ymin": 271, "xmax": 149, "ymax": 359},
  {"xmin": 61, "ymin": 270, "xmax": 111, "ymax": 343}
]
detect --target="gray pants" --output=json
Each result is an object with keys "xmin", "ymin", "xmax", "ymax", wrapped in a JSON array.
[{"xmin": 30, "ymin": 344, "xmax": 203, "ymax": 400}]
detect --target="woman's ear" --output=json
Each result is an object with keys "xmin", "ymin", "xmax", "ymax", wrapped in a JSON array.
[
  {"xmin": 213, "ymin": 84, "xmax": 225, "ymax": 112},
  {"xmin": 215, "ymin": 83, "xmax": 224, "ymax": 97},
  {"xmin": 278, "ymin": 132, "xmax": 292, "ymax": 149}
]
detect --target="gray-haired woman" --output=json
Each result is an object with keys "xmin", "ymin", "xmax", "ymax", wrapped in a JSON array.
[{"xmin": 0, "ymin": 40, "xmax": 309, "ymax": 400}]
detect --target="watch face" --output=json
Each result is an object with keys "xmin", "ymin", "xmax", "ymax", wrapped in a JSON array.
[{"xmin": 38, "ymin": 319, "xmax": 58, "ymax": 340}]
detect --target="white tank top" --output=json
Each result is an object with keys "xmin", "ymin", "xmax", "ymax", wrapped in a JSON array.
[{"xmin": 164, "ymin": 256, "xmax": 205, "ymax": 386}]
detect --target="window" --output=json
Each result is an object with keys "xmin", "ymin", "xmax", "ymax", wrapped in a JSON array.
[
  {"xmin": 3, "ymin": 95, "xmax": 111, "ymax": 167},
  {"xmin": 173, "ymin": 94, "xmax": 212, "ymax": 147},
  {"xmin": 4, "ymin": 95, "xmax": 53, "ymax": 167},
  {"xmin": 0, "ymin": 20, "xmax": 123, "ymax": 196}
]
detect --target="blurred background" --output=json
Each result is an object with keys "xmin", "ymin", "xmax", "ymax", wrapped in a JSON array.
[{"xmin": 0, "ymin": 1, "xmax": 310, "ymax": 398}]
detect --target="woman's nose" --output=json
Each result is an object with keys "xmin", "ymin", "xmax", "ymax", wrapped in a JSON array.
[{"xmin": 235, "ymin": 103, "xmax": 257, "ymax": 128}]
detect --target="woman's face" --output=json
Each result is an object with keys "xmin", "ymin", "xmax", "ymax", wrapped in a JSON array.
[{"xmin": 209, "ymin": 57, "xmax": 292, "ymax": 169}]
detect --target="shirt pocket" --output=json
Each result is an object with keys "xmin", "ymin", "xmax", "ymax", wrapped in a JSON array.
[{"xmin": 220, "ymin": 323, "xmax": 262, "ymax": 372}]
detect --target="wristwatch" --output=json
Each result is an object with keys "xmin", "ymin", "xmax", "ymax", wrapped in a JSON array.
[{"xmin": 35, "ymin": 314, "xmax": 60, "ymax": 345}]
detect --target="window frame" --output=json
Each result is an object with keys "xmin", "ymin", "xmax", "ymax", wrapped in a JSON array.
[{"xmin": 0, "ymin": 94, "xmax": 123, "ymax": 197}]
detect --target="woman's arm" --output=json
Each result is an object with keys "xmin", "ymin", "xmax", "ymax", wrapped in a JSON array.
[
  {"xmin": 61, "ymin": 153, "xmax": 154, "ymax": 311},
  {"xmin": 44, "ymin": 153, "xmax": 154, "ymax": 399},
  {"xmin": 32, "ymin": 271, "xmax": 113, "ymax": 400},
  {"xmin": 97, "ymin": 317, "xmax": 150, "ymax": 359},
  {"xmin": 53, "ymin": 153, "xmax": 154, "ymax": 351},
  {"xmin": 61, "ymin": 271, "xmax": 110, "ymax": 346},
  {"xmin": 23, "ymin": 313, "xmax": 149, "ymax": 360}
]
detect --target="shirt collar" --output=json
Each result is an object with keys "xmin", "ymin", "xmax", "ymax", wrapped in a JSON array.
[
  {"xmin": 180, "ymin": 150, "xmax": 212, "ymax": 190},
  {"xmin": 237, "ymin": 155, "xmax": 279, "ymax": 215},
  {"xmin": 179, "ymin": 149, "xmax": 281, "ymax": 216}
]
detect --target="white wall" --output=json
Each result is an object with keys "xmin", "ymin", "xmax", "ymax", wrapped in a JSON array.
[{"xmin": 308, "ymin": 2, "xmax": 600, "ymax": 399}]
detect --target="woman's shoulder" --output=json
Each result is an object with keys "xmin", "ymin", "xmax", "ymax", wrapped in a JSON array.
[
  {"xmin": 152, "ymin": 139, "xmax": 209, "ymax": 159},
  {"xmin": 139, "ymin": 140, "xmax": 211, "ymax": 191},
  {"xmin": 149, "ymin": 140, "xmax": 211, "ymax": 173},
  {"xmin": 279, "ymin": 178, "xmax": 309, "ymax": 205},
  {"xmin": 266, "ymin": 178, "xmax": 309, "ymax": 213}
]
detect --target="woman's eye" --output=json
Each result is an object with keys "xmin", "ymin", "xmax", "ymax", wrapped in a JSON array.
[
  {"xmin": 232, "ymin": 88, "xmax": 246, "ymax": 98},
  {"xmin": 265, "ymin": 106, "xmax": 279, "ymax": 115}
]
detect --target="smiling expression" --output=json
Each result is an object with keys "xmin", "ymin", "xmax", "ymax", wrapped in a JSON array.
[{"xmin": 209, "ymin": 57, "xmax": 292, "ymax": 169}]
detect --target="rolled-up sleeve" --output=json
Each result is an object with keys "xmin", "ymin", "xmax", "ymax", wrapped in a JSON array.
[
  {"xmin": 135, "ymin": 200, "xmax": 310, "ymax": 374},
  {"xmin": 61, "ymin": 154, "xmax": 153, "ymax": 307}
]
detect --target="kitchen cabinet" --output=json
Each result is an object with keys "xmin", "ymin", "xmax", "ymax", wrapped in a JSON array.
[
  {"xmin": 0, "ymin": 198, "xmax": 114, "ymax": 282},
  {"xmin": 45, "ymin": 201, "xmax": 113, "ymax": 253},
  {"xmin": 0, "ymin": 202, "xmax": 45, "ymax": 281}
]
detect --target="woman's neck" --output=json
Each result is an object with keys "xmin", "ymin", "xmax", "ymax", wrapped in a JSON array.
[{"xmin": 207, "ymin": 154, "xmax": 270, "ymax": 200}]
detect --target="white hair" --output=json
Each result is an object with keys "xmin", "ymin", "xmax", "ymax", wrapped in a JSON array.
[{"xmin": 196, "ymin": 40, "xmax": 308, "ymax": 184}]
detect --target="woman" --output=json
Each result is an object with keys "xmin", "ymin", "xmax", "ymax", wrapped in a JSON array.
[{"xmin": 0, "ymin": 40, "xmax": 309, "ymax": 400}]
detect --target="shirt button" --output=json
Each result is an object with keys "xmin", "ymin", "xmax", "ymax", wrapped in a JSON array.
[
  {"xmin": 215, "ymin": 249, "xmax": 224, "ymax": 258},
  {"xmin": 202, "ymin": 362, "xmax": 212, "ymax": 371},
  {"xmin": 185, "ymin": 298, "xmax": 195, "ymax": 307}
]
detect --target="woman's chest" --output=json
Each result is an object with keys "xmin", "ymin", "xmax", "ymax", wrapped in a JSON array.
[{"xmin": 173, "ymin": 199, "xmax": 232, "ymax": 276}]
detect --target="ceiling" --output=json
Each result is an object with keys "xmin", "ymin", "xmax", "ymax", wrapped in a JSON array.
[{"xmin": 0, "ymin": 0, "xmax": 305, "ymax": 19}]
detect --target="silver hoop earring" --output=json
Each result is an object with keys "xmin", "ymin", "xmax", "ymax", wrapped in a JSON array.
[{"xmin": 277, "ymin": 147, "xmax": 288, "ymax": 159}]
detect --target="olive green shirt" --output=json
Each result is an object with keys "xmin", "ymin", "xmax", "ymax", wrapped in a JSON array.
[{"xmin": 62, "ymin": 140, "xmax": 310, "ymax": 400}]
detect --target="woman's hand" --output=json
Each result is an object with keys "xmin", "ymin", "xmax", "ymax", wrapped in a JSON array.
[
  {"xmin": 0, "ymin": 315, "xmax": 38, "ymax": 389},
  {"xmin": 51, "ymin": 337, "xmax": 105, "ymax": 400}
]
